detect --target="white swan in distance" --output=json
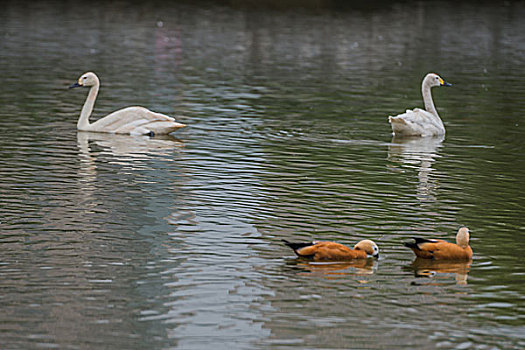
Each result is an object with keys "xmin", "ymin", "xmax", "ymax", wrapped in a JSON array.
[
  {"xmin": 389, "ymin": 73, "xmax": 451, "ymax": 137},
  {"xmin": 69, "ymin": 72, "xmax": 186, "ymax": 136}
]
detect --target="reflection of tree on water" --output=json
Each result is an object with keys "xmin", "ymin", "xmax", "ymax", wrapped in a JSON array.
[
  {"xmin": 388, "ymin": 135, "xmax": 444, "ymax": 203},
  {"xmin": 405, "ymin": 257, "xmax": 471, "ymax": 285}
]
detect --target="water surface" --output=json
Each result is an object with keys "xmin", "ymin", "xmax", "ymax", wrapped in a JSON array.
[{"xmin": 1, "ymin": 1, "xmax": 524, "ymax": 349}]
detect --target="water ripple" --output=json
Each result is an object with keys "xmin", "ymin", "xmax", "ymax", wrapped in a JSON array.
[{"xmin": 1, "ymin": 1, "xmax": 525, "ymax": 349}]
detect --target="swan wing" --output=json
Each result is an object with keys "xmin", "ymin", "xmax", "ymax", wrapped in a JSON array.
[
  {"xmin": 89, "ymin": 107, "xmax": 185, "ymax": 134},
  {"xmin": 389, "ymin": 109, "xmax": 445, "ymax": 136},
  {"xmin": 138, "ymin": 121, "xmax": 186, "ymax": 135}
]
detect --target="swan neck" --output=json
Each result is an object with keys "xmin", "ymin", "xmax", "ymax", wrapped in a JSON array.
[
  {"xmin": 77, "ymin": 83, "xmax": 99, "ymax": 130},
  {"xmin": 422, "ymin": 83, "xmax": 438, "ymax": 117}
]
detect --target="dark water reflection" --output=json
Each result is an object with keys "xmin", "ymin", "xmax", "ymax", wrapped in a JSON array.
[
  {"xmin": 1, "ymin": 1, "xmax": 525, "ymax": 349},
  {"xmin": 405, "ymin": 258, "xmax": 472, "ymax": 285}
]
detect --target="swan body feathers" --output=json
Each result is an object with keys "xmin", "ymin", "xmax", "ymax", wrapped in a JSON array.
[
  {"xmin": 389, "ymin": 73, "xmax": 451, "ymax": 137},
  {"xmin": 389, "ymin": 108, "xmax": 445, "ymax": 137},
  {"xmin": 70, "ymin": 72, "xmax": 185, "ymax": 135}
]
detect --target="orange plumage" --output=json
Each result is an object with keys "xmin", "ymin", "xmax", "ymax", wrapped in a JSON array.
[
  {"xmin": 282, "ymin": 239, "xmax": 379, "ymax": 261},
  {"xmin": 404, "ymin": 227, "xmax": 473, "ymax": 260}
]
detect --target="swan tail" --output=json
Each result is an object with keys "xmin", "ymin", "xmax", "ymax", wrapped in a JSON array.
[
  {"xmin": 130, "ymin": 126, "xmax": 151, "ymax": 136},
  {"xmin": 389, "ymin": 115, "xmax": 407, "ymax": 125},
  {"xmin": 145, "ymin": 121, "xmax": 186, "ymax": 135},
  {"xmin": 389, "ymin": 115, "xmax": 412, "ymax": 135},
  {"xmin": 115, "ymin": 120, "xmax": 185, "ymax": 136}
]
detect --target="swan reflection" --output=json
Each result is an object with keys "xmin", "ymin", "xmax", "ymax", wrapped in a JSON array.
[
  {"xmin": 406, "ymin": 257, "xmax": 471, "ymax": 285},
  {"xmin": 77, "ymin": 131, "xmax": 184, "ymax": 190},
  {"xmin": 77, "ymin": 131, "xmax": 184, "ymax": 158},
  {"xmin": 388, "ymin": 135, "xmax": 444, "ymax": 203},
  {"xmin": 76, "ymin": 132, "xmax": 186, "ymax": 228}
]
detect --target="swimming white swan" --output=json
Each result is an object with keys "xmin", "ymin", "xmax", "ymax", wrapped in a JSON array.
[
  {"xmin": 389, "ymin": 73, "xmax": 451, "ymax": 136},
  {"xmin": 70, "ymin": 72, "xmax": 186, "ymax": 136}
]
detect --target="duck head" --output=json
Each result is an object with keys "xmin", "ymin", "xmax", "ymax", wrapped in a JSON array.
[
  {"xmin": 456, "ymin": 227, "xmax": 470, "ymax": 248},
  {"xmin": 354, "ymin": 239, "xmax": 380, "ymax": 258}
]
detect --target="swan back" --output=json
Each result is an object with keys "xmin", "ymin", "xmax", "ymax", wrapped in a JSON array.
[
  {"xmin": 389, "ymin": 108, "xmax": 445, "ymax": 136},
  {"xmin": 388, "ymin": 72, "xmax": 451, "ymax": 137}
]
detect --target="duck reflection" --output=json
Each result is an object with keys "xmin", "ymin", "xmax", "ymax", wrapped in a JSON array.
[
  {"xmin": 286, "ymin": 259, "xmax": 378, "ymax": 278},
  {"xmin": 388, "ymin": 135, "xmax": 444, "ymax": 203},
  {"xmin": 406, "ymin": 257, "xmax": 471, "ymax": 285}
]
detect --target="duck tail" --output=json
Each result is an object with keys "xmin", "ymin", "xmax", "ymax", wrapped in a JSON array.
[
  {"xmin": 404, "ymin": 237, "xmax": 435, "ymax": 250},
  {"xmin": 282, "ymin": 239, "xmax": 315, "ymax": 251},
  {"xmin": 403, "ymin": 240, "xmax": 419, "ymax": 250}
]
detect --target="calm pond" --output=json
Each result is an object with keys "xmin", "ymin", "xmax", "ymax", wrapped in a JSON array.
[{"xmin": 1, "ymin": 1, "xmax": 524, "ymax": 349}]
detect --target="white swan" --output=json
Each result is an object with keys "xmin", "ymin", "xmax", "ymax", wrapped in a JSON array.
[
  {"xmin": 69, "ymin": 72, "xmax": 186, "ymax": 136},
  {"xmin": 389, "ymin": 73, "xmax": 451, "ymax": 136}
]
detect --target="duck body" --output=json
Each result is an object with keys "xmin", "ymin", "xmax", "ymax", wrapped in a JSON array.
[
  {"xmin": 282, "ymin": 239, "xmax": 379, "ymax": 261},
  {"xmin": 70, "ymin": 72, "xmax": 186, "ymax": 136},
  {"xmin": 389, "ymin": 73, "xmax": 451, "ymax": 137},
  {"xmin": 404, "ymin": 227, "xmax": 472, "ymax": 260}
]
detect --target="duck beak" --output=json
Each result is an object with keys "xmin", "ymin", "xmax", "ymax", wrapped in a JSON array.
[
  {"xmin": 373, "ymin": 253, "xmax": 379, "ymax": 259},
  {"xmin": 69, "ymin": 82, "xmax": 81, "ymax": 89}
]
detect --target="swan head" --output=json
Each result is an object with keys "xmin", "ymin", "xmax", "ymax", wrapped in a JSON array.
[
  {"xmin": 456, "ymin": 227, "xmax": 470, "ymax": 248},
  {"xmin": 69, "ymin": 72, "xmax": 99, "ymax": 89},
  {"xmin": 424, "ymin": 73, "xmax": 452, "ymax": 88},
  {"xmin": 353, "ymin": 239, "xmax": 380, "ymax": 259}
]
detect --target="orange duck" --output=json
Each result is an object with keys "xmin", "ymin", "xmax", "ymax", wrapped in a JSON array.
[
  {"xmin": 282, "ymin": 239, "xmax": 379, "ymax": 261},
  {"xmin": 404, "ymin": 227, "xmax": 473, "ymax": 260}
]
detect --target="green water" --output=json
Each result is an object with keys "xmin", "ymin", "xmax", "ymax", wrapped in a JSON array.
[{"xmin": 1, "ymin": 1, "xmax": 524, "ymax": 349}]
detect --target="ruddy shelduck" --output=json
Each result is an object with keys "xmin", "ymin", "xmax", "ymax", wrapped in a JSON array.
[
  {"xmin": 404, "ymin": 227, "xmax": 473, "ymax": 260},
  {"xmin": 282, "ymin": 239, "xmax": 379, "ymax": 261}
]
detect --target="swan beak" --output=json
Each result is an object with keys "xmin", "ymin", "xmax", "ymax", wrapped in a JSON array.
[
  {"xmin": 439, "ymin": 78, "xmax": 452, "ymax": 87},
  {"xmin": 69, "ymin": 82, "xmax": 81, "ymax": 89}
]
